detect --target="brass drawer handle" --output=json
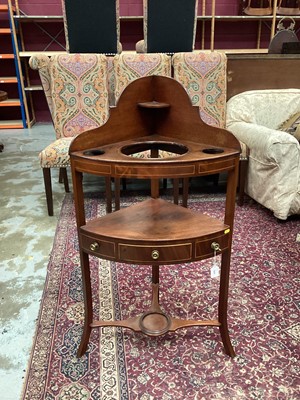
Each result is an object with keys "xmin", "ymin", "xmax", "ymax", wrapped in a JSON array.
[
  {"xmin": 211, "ymin": 242, "xmax": 221, "ymax": 252},
  {"xmin": 90, "ymin": 242, "xmax": 99, "ymax": 252},
  {"xmin": 151, "ymin": 250, "xmax": 160, "ymax": 260}
]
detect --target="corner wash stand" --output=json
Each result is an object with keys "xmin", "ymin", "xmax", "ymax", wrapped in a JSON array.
[{"xmin": 69, "ymin": 76, "xmax": 241, "ymax": 358}]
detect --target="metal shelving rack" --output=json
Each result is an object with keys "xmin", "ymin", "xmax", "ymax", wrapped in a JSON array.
[
  {"xmin": 0, "ymin": 3, "xmax": 26, "ymax": 129},
  {"xmin": 7, "ymin": 0, "xmax": 66, "ymax": 128},
  {"xmin": 5, "ymin": 0, "xmax": 300, "ymax": 128}
]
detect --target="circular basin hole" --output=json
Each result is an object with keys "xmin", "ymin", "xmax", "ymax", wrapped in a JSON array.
[
  {"xmin": 202, "ymin": 148, "xmax": 224, "ymax": 154},
  {"xmin": 121, "ymin": 141, "xmax": 188, "ymax": 158},
  {"xmin": 83, "ymin": 149, "xmax": 105, "ymax": 156}
]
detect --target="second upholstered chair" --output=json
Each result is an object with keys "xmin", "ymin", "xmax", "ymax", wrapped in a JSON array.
[
  {"xmin": 173, "ymin": 52, "xmax": 227, "ymax": 128},
  {"xmin": 29, "ymin": 53, "xmax": 110, "ymax": 216},
  {"xmin": 172, "ymin": 51, "xmax": 248, "ymax": 205},
  {"xmin": 113, "ymin": 53, "xmax": 172, "ymax": 101}
]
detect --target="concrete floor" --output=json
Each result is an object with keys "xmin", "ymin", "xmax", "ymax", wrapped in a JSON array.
[{"xmin": 0, "ymin": 123, "xmax": 66, "ymax": 400}]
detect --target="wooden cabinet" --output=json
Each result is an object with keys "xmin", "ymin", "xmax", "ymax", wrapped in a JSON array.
[{"xmin": 0, "ymin": 3, "xmax": 25, "ymax": 128}]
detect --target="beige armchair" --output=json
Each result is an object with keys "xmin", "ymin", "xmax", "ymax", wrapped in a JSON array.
[
  {"xmin": 226, "ymin": 89, "xmax": 300, "ymax": 220},
  {"xmin": 29, "ymin": 53, "xmax": 110, "ymax": 216}
]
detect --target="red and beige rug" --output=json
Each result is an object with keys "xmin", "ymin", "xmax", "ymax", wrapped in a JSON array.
[{"xmin": 22, "ymin": 193, "xmax": 299, "ymax": 400}]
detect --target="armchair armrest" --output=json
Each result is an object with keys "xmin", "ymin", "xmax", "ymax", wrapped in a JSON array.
[
  {"xmin": 227, "ymin": 121, "xmax": 300, "ymax": 161},
  {"xmin": 227, "ymin": 120, "xmax": 300, "ymax": 219}
]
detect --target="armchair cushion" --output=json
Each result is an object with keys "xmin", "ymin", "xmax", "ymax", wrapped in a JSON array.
[{"xmin": 226, "ymin": 89, "xmax": 300, "ymax": 219}]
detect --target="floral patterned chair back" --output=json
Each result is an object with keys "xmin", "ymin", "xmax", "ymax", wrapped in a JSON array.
[
  {"xmin": 62, "ymin": 0, "xmax": 122, "ymax": 54},
  {"xmin": 113, "ymin": 53, "xmax": 171, "ymax": 102},
  {"xmin": 136, "ymin": 0, "xmax": 198, "ymax": 53},
  {"xmin": 47, "ymin": 54, "xmax": 109, "ymax": 140},
  {"xmin": 29, "ymin": 53, "xmax": 110, "ymax": 216},
  {"xmin": 172, "ymin": 51, "xmax": 248, "ymax": 206},
  {"xmin": 172, "ymin": 51, "xmax": 227, "ymax": 129}
]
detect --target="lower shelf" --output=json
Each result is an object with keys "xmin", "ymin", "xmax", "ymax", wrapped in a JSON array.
[
  {"xmin": 0, "ymin": 119, "xmax": 23, "ymax": 128},
  {"xmin": 80, "ymin": 197, "xmax": 230, "ymax": 264}
]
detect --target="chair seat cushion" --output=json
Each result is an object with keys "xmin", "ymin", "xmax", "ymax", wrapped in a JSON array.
[
  {"xmin": 132, "ymin": 150, "xmax": 179, "ymax": 159},
  {"xmin": 39, "ymin": 137, "xmax": 73, "ymax": 168}
]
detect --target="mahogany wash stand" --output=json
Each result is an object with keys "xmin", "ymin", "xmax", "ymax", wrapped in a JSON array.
[{"xmin": 69, "ymin": 76, "xmax": 241, "ymax": 358}]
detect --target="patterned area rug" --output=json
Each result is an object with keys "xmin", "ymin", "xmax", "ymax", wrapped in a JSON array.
[{"xmin": 21, "ymin": 193, "xmax": 300, "ymax": 400}]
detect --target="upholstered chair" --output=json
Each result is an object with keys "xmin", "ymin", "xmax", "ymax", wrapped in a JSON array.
[
  {"xmin": 29, "ymin": 53, "xmax": 110, "ymax": 216},
  {"xmin": 173, "ymin": 51, "xmax": 227, "ymax": 128},
  {"xmin": 114, "ymin": 53, "xmax": 172, "ymax": 102},
  {"xmin": 136, "ymin": 0, "xmax": 198, "ymax": 53},
  {"xmin": 226, "ymin": 89, "xmax": 300, "ymax": 220},
  {"xmin": 107, "ymin": 56, "xmax": 116, "ymax": 107},
  {"xmin": 172, "ymin": 51, "xmax": 247, "ymax": 205},
  {"xmin": 62, "ymin": 0, "xmax": 122, "ymax": 54}
]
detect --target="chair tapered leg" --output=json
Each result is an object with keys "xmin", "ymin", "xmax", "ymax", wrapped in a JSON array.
[
  {"xmin": 173, "ymin": 179, "xmax": 179, "ymax": 204},
  {"xmin": 105, "ymin": 177, "xmax": 112, "ymax": 213},
  {"xmin": 182, "ymin": 178, "xmax": 189, "ymax": 208},
  {"xmin": 58, "ymin": 168, "xmax": 63, "ymax": 183},
  {"xmin": 114, "ymin": 178, "xmax": 121, "ymax": 211},
  {"xmin": 238, "ymin": 158, "xmax": 248, "ymax": 206},
  {"xmin": 60, "ymin": 167, "xmax": 70, "ymax": 193},
  {"xmin": 212, "ymin": 173, "xmax": 219, "ymax": 187},
  {"xmin": 43, "ymin": 168, "xmax": 53, "ymax": 216}
]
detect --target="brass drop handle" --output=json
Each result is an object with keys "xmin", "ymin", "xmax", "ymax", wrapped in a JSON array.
[
  {"xmin": 211, "ymin": 242, "xmax": 221, "ymax": 252},
  {"xmin": 151, "ymin": 250, "xmax": 160, "ymax": 260},
  {"xmin": 90, "ymin": 242, "xmax": 99, "ymax": 251}
]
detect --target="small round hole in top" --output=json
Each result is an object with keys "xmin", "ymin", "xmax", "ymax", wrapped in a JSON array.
[
  {"xmin": 83, "ymin": 149, "xmax": 105, "ymax": 156},
  {"xmin": 202, "ymin": 148, "xmax": 224, "ymax": 154}
]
